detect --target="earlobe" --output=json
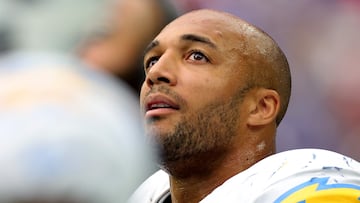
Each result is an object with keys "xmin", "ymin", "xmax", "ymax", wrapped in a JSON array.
[{"xmin": 247, "ymin": 89, "xmax": 280, "ymax": 127}]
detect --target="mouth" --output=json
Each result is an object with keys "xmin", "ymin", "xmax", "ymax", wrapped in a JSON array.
[{"xmin": 144, "ymin": 94, "xmax": 180, "ymax": 118}]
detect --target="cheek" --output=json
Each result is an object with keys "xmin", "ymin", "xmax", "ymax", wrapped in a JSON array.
[
  {"xmin": 139, "ymin": 84, "xmax": 148, "ymax": 107},
  {"xmin": 179, "ymin": 73, "xmax": 234, "ymax": 108}
]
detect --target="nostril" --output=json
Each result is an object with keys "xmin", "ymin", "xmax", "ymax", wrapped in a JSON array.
[
  {"xmin": 146, "ymin": 77, "xmax": 154, "ymax": 86},
  {"xmin": 146, "ymin": 73, "xmax": 173, "ymax": 87},
  {"xmin": 158, "ymin": 77, "xmax": 170, "ymax": 83}
]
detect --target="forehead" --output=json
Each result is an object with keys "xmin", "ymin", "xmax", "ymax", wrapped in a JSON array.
[{"xmin": 155, "ymin": 10, "xmax": 242, "ymax": 46}]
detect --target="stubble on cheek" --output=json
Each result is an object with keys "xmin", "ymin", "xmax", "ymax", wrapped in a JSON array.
[
  {"xmin": 157, "ymin": 100, "xmax": 240, "ymax": 164},
  {"xmin": 146, "ymin": 85, "xmax": 249, "ymax": 166}
]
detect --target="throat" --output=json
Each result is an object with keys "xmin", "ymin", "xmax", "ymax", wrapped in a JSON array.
[
  {"xmin": 168, "ymin": 166, "xmax": 232, "ymax": 203},
  {"xmin": 163, "ymin": 152, "xmax": 231, "ymax": 203}
]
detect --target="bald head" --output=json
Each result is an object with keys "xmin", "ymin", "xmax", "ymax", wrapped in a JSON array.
[{"xmin": 162, "ymin": 9, "xmax": 291, "ymax": 125}]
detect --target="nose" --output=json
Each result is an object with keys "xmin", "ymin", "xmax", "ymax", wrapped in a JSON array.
[{"xmin": 145, "ymin": 54, "xmax": 177, "ymax": 87}]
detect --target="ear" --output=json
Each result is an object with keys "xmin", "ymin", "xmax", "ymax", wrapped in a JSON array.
[{"xmin": 247, "ymin": 89, "xmax": 280, "ymax": 127}]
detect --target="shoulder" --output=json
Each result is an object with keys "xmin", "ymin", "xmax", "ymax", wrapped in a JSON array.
[
  {"xmin": 202, "ymin": 148, "xmax": 360, "ymax": 202},
  {"xmin": 127, "ymin": 170, "xmax": 170, "ymax": 203}
]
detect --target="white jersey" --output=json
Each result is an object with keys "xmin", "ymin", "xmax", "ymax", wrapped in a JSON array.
[{"xmin": 128, "ymin": 148, "xmax": 360, "ymax": 203}]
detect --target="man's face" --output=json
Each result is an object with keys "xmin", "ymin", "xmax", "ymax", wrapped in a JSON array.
[{"xmin": 140, "ymin": 11, "xmax": 250, "ymax": 164}]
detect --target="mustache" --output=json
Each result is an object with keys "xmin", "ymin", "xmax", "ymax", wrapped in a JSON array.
[{"xmin": 144, "ymin": 85, "xmax": 186, "ymax": 106}]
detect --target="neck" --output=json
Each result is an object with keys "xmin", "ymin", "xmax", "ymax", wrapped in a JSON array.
[{"xmin": 164, "ymin": 142, "xmax": 275, "ymax": 203}]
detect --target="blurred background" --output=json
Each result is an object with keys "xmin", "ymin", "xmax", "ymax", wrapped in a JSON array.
[
  {"xmin": 0, "ymin": 0, "xmax": 161, "ymax": 202},
  {"xmin": 170, "ymin": 0, "xmax": 360, "ymax": 161},
  {"xmin": 0, "ymin": 0, "xmax": 359, "ymax": 201}
]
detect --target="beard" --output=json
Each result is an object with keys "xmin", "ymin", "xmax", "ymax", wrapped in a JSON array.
[{"xmin": 148, "ymin": 87, "xmax": 249, "ymax": 168}]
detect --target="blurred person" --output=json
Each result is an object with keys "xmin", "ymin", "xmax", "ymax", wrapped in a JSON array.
[
  {"xmin": 0, "ymin": 53, "xmax": 154, "ymax": 203},
  {"xmin": 0, "ymin": 0, "xmax": 155, "ymax": 202},
  {"xmin": 129, "ymin": 9, "xmax": 360, "ymax": 202},
  {"xmin": 78, "ymin": 0, "xmax": 179, "ymax": 95}
]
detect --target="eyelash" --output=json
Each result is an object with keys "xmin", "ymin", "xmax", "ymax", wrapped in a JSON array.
[
  {"xmin": 144, "ymin": 56, "xmax": 159, "ymax": 70},
  {"xmin": 144, "ymin": 50, "xmax": 210, "ymax": 70},
  {"xmin": 187, "ymin": 50, "xmax": 209, "ymax": 62}
]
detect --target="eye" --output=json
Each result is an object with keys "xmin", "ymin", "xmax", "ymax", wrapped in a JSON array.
[
  {"xmin": 144, "ymin": 56, "xmax": 159, "ymax": 70},
  {"xmin": 187, "ymin": 51, "xmax": 209, "ymax": 62}
]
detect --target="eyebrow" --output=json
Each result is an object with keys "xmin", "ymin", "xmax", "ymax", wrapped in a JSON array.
[
  {"xmin": 144, "ymin": 40, "xmax": 159, "ymax": 56},
  {"xmin": 181, "ymin": 34, "xmax": 217, "ymax": 48},
  {"xmin": 143, "ymin": 34, "xmax": 217, "ymax": 56}
]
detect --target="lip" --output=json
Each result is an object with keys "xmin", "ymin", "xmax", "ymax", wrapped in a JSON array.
[{"xmin": 143, "ymin": 94, "xmax": 180, "ymax": 119}]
